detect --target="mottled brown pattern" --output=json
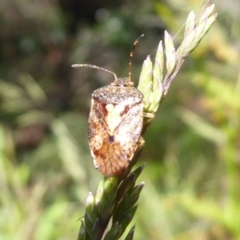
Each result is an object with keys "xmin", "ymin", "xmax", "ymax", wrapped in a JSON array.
[{"xmin": 88, "ymin": 81, "xmax": 143, "ymax": 176}]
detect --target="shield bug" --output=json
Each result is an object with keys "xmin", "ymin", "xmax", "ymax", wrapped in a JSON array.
[{"xmin": 72, "ymin": 35, "xmax": 144, "ymax": 177}]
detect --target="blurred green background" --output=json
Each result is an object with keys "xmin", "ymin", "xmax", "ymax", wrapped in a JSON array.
[{"xmin": 0, "ymin": 0, "xmax": 240, "ymax": 239}]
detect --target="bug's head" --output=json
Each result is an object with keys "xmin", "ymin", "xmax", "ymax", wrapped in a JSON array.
[{"xmin": 112, "ymin": 77, "xmax": 134, "ymax": 87}]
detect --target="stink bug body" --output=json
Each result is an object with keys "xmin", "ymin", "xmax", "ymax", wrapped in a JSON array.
[{"xmin": 73, "ymin": 35, "xmax": 144, "ymax": 176}]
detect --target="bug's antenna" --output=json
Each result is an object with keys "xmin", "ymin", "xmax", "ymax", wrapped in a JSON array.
[
  {"xmin": 128, "ymin": 34, "xmax": 144, "ymax": 82},
  {"xmin": 72, "ymin": 64, "xmax": 118, "ymax": 81}
]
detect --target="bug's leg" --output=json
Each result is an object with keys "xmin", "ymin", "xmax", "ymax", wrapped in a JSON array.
[
  {"xmin": 142, "ymin": 112, "xmax": 156, "ymax": 132},
  {"xmin": 143, "ymin": 112, "xmax": 155, "ymax": 125},
  {"xmin": 143, "ymin": 112, "xmax": 155, "ymax": 118},
  {"xmin": 136, "ymin": 136, "xmax": 145, "ymax": 152}
]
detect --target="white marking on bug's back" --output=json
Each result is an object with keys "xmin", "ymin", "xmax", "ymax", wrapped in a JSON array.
[{"xmin": 106, "ymin": 104, "xmax": 125, "ymax": 134}]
